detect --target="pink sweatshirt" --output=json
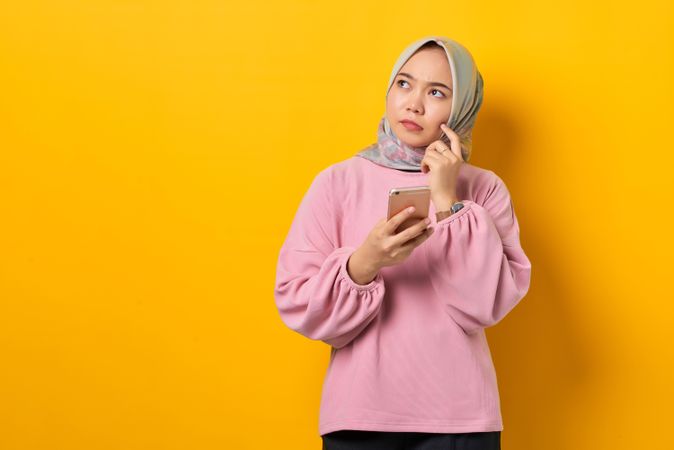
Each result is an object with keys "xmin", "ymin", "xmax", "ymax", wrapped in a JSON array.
[{"xmin": 273, "ymin": 155, "xmax": 532, "ymax": 436}]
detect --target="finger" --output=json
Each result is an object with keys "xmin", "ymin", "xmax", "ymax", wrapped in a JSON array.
[
  {"xmin": 420, "ymin": 155, "xmax": 430, "ymax": 173},
  {"xmin": 440, "ymin": 126, "xmax": 461, "ymax": 159},
  {"xmin": 420, "ymin": 153, "xmax": 437, "ymax": 173},
  {"xmin": 434, "ymin": 145, "xmax": 458, "ymax": 163},
  {"xmin": 398, "ymin": 226, "xmax": 434, "ymax": 251},
  {"xmin": 427, "ymin": 138, "xmax": 455, "ymax": 159},
  {"xmin": 440, "ymin": 123, "xmax": 459, "ymax": 139},
  {"xmin": 393, "ymin": 217, "xmax": 430, "ymax": 245},
  {"xmin": 440, "ymin": 124, "xmax": 462, "ymax": 159},
  {"xmin": 426, "ymin": 144, "xmax": 451, "ymax": 160},
  {"xmin": 425, "ymin": 140, "xmax": 449, "ymax": 154},
  {"xmin": 385, "ymin": 206, "xmax": 418, "ymax": 235},
  {"xmin": 422, "ymin": 150, "xmax": 442, "ymax": 170},
  {"xmin": 423, "ymin": 148, "xmax": 441, "ymax": 162}
]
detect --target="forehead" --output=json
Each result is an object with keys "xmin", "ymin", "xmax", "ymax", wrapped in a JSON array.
[{"xmin": 398, "ymin": 47, "xmax": 452, "ymax": 83}]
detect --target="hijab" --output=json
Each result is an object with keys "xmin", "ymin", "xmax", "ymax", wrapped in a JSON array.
[{"xmin": 356, "ymin": 36, "xmax": 484, "ymax": 171}]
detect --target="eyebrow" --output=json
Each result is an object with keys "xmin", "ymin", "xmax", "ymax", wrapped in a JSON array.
[{"xmin": 397, "ymin": 72, "xmax": 452, "ymax": 91}]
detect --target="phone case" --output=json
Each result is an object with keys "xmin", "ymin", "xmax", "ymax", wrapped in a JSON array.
[{"xmin": 387, "ymin": 186, "xmax": 431, "ymax": 233}]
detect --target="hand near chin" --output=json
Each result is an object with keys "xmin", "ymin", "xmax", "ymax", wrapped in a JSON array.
[{"xmin": 420, "ymin": 123, "xmax": 463, "ymax": 209}]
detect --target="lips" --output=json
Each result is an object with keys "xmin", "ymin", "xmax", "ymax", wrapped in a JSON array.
[{"xmin": 400, "ymin": 119, "xmax": 423, "ymax": 131}]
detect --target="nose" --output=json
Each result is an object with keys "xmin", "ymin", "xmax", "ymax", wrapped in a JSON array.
[
  {"xmin": 405, "ymin": 92, "xmax": 424, "ymax": 114},
  {"xmin": 406, "ymin": 103, "xmax": 421, "ymax": 114}
]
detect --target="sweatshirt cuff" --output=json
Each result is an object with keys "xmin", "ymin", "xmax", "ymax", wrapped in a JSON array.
[
  {"xmin": 434, "ymin": 199, "xmax": 475, "ymax": 226},
  {"xmin": 336, "ymin": 247, "xmax": 385, "ymax": 292}
]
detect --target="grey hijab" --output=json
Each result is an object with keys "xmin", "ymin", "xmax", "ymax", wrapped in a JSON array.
[{"xmin": 356, "ymin": 36, "xmax": 484, "ymax": 171}]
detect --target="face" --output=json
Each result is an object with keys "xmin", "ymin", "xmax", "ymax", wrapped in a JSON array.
[{"xmin": 385, "ymin": 46, "xmax": 453, "ymax": 148}]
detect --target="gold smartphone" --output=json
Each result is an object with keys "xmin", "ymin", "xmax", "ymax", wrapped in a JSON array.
[{"xmin": 387, "ymin": 186, "xmax": 431, "ymax": 233}]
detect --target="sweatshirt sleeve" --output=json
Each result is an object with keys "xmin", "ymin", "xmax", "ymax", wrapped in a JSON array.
[
  {"xmin": 424, "ymin": 172, "xmax": 532, "ymax": 335},
  {"xmin": 273, "ymin": 168, "xmax": 386, "ymax": 349}
]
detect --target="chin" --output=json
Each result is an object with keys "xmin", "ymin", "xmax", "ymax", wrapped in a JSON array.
[{"xmin": 395, "ymin": 128, "xmax": 431, "ymax": 148}]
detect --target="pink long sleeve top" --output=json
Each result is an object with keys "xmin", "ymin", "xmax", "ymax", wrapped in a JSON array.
[{"xmin": 273, "ymin": 155, "xmax": 532, "ymax": 436}]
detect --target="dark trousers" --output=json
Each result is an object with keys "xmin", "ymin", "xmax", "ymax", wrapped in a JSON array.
[{"xmin": 322, "ymin": 429, "xmax": 501, "ymax": 450}]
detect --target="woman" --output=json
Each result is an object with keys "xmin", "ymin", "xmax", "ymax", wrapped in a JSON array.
[{"xmin": 273, "ymin": 36, "xmax": 532, "ymax": 450}]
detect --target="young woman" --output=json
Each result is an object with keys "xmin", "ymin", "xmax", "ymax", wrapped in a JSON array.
[{"xmin": 274, "ymin": 36, "xmax": 532, "ymax": 450}]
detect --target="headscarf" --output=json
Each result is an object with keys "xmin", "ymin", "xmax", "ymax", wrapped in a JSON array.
[{"xmin": 356, "ymin": 36, "xmax": 484, "ymax": 171}]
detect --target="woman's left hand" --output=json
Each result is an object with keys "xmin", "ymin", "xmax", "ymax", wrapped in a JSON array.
[{"xmin": 420, "ymin": 123, "xmax": 463, "ymax": 210}]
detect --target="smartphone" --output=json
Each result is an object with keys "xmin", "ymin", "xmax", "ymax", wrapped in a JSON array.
[{"xmin": 387, "ymin": 186, "xmax": 431, "ymax": 233}]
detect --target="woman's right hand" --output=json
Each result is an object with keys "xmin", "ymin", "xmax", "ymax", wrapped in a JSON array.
[{"xmin": 346, "ymin": 207, "xmax": 434, "ymax": 285}]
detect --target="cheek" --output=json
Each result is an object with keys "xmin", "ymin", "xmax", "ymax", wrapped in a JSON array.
[
  {"xmin": 438, "ymin": 101, "xmax": 454, "ymax": 121},
  {"xmin": 428, "ymin": 102, "xmax": 451, "ymax": 121},
  {"xmin": 387, "ymin": 90, "xmax": 410, "ymax": 111}
]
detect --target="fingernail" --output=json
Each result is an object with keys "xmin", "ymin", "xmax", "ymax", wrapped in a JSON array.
[
  {"xmin": 424, "ymin": 218, "xmax": 431, "ymax": 224},
  {"xmin": 408, "ymin": 206, "xmax": 415, "ymax": 213}
]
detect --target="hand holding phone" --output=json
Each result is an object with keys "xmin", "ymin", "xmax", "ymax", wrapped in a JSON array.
[
  {"xmin": 387, "ymin": 186, "xmax": 431, "ymax": 233},
  {"xmin": 346, "ymin": 186, "xmax": 435, "ymax": 284}
]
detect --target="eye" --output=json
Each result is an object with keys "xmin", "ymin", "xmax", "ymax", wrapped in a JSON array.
[
  {"xmin": 397, "ymin": 79, "xmax": 409, "ymax": 88},
  {"xmin": 431, "ymin": 89, "xmax": 445, "ymax": 98}
]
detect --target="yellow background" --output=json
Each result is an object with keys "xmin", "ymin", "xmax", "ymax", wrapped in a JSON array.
[{"xmin": 1, "ymin": 1, "xmax": 673, "ymax": 449}]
